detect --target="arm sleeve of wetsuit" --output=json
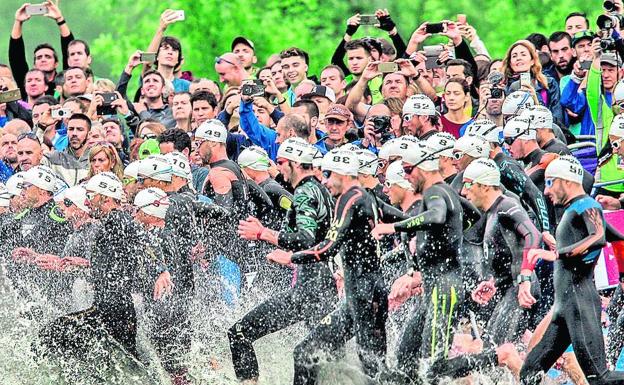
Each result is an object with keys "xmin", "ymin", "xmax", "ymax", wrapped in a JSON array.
[
  {"xmin": 558, "ymin": 207, "xmax": 606, "ymax": 258},
  {"xmin": 192, "ymin": 200, "xmax": 231, "ymax": 220},
  {"xmin": 459, "ymin": 196, "xmax": 482, "ymax": 231},
  {"xmin": 330, "ymin": 38, "xmax": 351, "ymax": 77},
  {"xmin": 392, "ymin": 188, "xmax": 448, "ymax": 235},
  {"xmin": 278, "ymin": 185, "xmax": 321, "ymax": 250},
  {"xmin": 378, "ymin": 200, "xmax": 408, "ymax": 223},
  {"xmin": 291, "ymin": 189, "xmax": 360, "ymax": 264},
  {"xmin": 499, "ymin": 203, "xmax": 541, "ymax": 271}
]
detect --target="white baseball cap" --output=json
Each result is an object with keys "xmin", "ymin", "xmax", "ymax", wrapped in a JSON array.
[
  {"xmin": 425, "ymin": 132, "xmax": 456, "ymax": 158},
  {"xmin": 610, "ymin": 114, "xmax": 624, "ymax": 138},
  {"xmin": 138, "ymin": 155, "xmax": 173, "ymax": 182},
  {"xmin": 355, "ymin": 149, "xmax": 379, "ymax": 175},
  {"xmin": 6, "ymin": 172, "xmax": 26, "ymax": 196},
  {"xmin": 23, "ymin": 165, "xmax": 58, "ymax": 193},
  {"xmin": 385, "ymin": 160, "xmax": 413, "ymax": 190},
  {"xmin": 402, "ymin": 142, "xmax": 439, "ymax": 171},
  {"xmin": 464, "ymin": 120, "xmax": 501, "ymax": 144},
  {"xmin": 165, "ymin": 151, "xmax": 193, "ymax": 180},
  {"xmin": 85, "ymin": 172, "xmax": 125, "ymax": 201},
  {"xmin": 545, "ymin": 155, "xmax": 584, "ymax": 184},
  {"xmin": 321, "ymin": 149, "xmax": 359, "ymax": 176},
  {"xmin": 463, "ymin": 158, "xmax": 501, "ymax": 186},
  {"xmin": 61, "ymin": 185, "xmax": 90, "ymax": 213},
  {"xmin": 403, "ymin": 94, "xmax": 437, "ymax": 116},
  {"xmin": 453, "ymin": 135, "xmax": 489, "ymax": 159},
  {"xmin": 277, "ymin": 137, "xmax": 316, "ymax": 164},
  {"xmin": 134, "ymin": 187, "xmax": 170, "ymax": 219},
  {"xmin": 502, "ymin": 91, "xmax": 535, "ymax": 115},
  {"xmin": 521, "ymin": 105, "xmax": 553, "ymax": 130},
  {"xmin": 503, "ymin": 117, "xmax": 535, "ymax": 141},
  {"xmin": 195, "ymin": 119, "xmax": 228, "ymax": 143}
]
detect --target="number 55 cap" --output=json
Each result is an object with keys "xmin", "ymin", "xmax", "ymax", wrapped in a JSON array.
[
  {"xmin": 195, "ymin": 119, "xmax": 228, "ymax": 143},
  {"xmin": 23, "ymin": 165, "xmax": 58, "ymax": 193},
  {"xmin": 321, "ymin": 149, "xmax": 359, "ymax": 176}
]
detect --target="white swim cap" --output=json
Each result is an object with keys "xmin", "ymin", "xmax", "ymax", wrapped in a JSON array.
[
  {"xmin": 355, "ymin": 149, "xmax": 379, "ymax": 175},
  {"xmin": 610, "ymin": 114, "xmax": 624, "ymax": 138},
  {"xmin": 402, "ymin": 142, "xmax": 439, "ymax": 172},
  {"xmin": 134, "ymin": 187, "xmax": 170, "ymax": 219},
  {"xmin": 545, "ymin": 155, "xmax": 584, "ymax": 184},
  {"xmin": 403, "ymin": 94, "xmax": 437, "ymax": 116},
  {"xmin": 6, "ymin": 172, "xmax": 26, "ymax": 196},
  {"xmin": 23, "ymin": 165, "xmax": 58, "ymax": 193},
  {"xmin": 464, "ymin": 119, "xmax": 501, "ymax": 144},
  {"xmin": 238, "ymin": 146, "xmax": 270, "ymax": 171},
  {"xmin": 195, "ymin": 119, "xmax": 228, "ymax": 143},
  {"xmin": 165, "ymin": 151, "xmax": 193, "ymax": 180},
  {"xmin": 61, "ymin": 185, "xmax": 90, "ymax": 213},
  {"xmin": 277, "ymin": 137, "xmax": 316, "ymax": 164},
  {"xmin": 425, "ymin": 132, "xmax": 456, "ymax": 158},
  {"xmin": 321, "ymin": 149, "xmax": 359, "ymax": 176},
  {"xmin": 453, "ymin": 134, "xmax": 489, "ymax": 159},
  {"xmin": 502, "ymin": 91, "xmax": 535, "ymax": 115},
  {"xmin": 503, "ymin": 117, "xmax": 535, "ymax": 141},
  {"xmin": 521, "ymin": 105, "xmax": 553, "ymax": 130},
  {"xmin": 138, "ymin": 155, "xmax": 173, "ymax": 182},
  {"xmin": 86, "ymin": 172, "xmax": 125, "ymax": 201},
  {"xmin": 385, "ymin": 160, "xmax": 413, "ymax": 190},
  {"xmin": 463, "ymin": 158, "xmax": 501, "ymax": 186}
]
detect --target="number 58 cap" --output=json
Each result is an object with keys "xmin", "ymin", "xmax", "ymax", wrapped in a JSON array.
[
  {"xmin": 545, "ymin": 155, "xmax": 584, "ymax": 184},
  {"xmin": 23, "ymin": 165, "xmax": 58, "ymax": 193}
]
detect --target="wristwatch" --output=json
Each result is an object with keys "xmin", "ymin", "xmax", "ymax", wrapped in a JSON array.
[
  {"xmin": 406, "ymin": 266, "xmax": 416, "ymax": 277},
  {"xmin": 516, "ymin": 274, "xmax": 533, "ymax": 284}
]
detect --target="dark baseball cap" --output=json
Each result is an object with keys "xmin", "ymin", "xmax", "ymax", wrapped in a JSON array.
[
  {"xmin": 571, "ymin": 30, "xmax": 595, "ymax": 47},
  {"xmin": 302, "ymin": 85, "xmax": 336, "ymax": 103},
  {"xmin": 231, "ymin": 36, "xmax": 255, "ymax": 52}
]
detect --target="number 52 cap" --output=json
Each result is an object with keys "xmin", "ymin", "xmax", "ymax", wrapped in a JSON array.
[
  {"xmin": 402, "ymin": 94, "xmax": 437, "ymax": 116},
  {"xmin": 321, "ymin": 149, "xmax": 359, "ymax": 176}
]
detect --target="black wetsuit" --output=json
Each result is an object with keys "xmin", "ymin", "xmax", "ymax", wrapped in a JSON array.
[
  {"xmin": 38, "ymin": 209, "xmax": 150, "ymax": 360},
  {"xmin": 390, "ymin": 182, "xmax": 465, "ymax": 381},
  {"xmin": 542, "ymin": 138, "xmax": 572, "ymax": 155},
  {"xmin": 520, "ymin": 195, "xmax": 624, "ymax": 385},
  {"xmin": 259, "ymin": 177, "xmax": 294, "ymax": 228},
  {"xmin": 228, "ymin": 175, "xmax": 337, "ymax": 382},
  {"xmin": 291, "ymin": 186, "xmax": 405, "ymax": 385}
]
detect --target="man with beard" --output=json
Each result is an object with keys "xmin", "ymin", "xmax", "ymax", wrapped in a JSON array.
[
  {"xmin": 232, "ymin": 36, "xmax": 258, "ymax": 78},
  {"xmin": 401, "ymin": 94, "xmax": 440, "ymax": 140},
  {"xmin": 0, "ymin": 131, "xmax": 19, "ymax": 173},
  {"xmin": 548, "ymin": 32, "xmax": 575, "ymax": 82},
  {"xmin": 41, "ymin": 113, "xmax": 91, "ymax": 186},
  {"xmin": 24, "ymin": 69, "xmax": 47, "ymax": 108}
]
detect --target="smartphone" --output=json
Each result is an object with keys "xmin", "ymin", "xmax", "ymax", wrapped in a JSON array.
[
  {"xmin": 359, "ymin": 15, "xmax": 378, "ymax": 25},
  {"xmin": 520, "ymin": 72, "xmax": 531, "ymax": 87},
  {"xmin": 171, "ymin": 10, "xmax": 185, "ymax": 22},
  {"xmin": 425, "ymin": 22, "xmax": 445, "ymax": 34},
  {"xmin": 51, "ymin": 108, "xmax": 72, "ymax": 119},
  {"xmin": 378, "ymin": 62, "xmax": 399, "ymax": 73},
  {"xmin": 0, "ymin": 89, "xmax": 21, "ymax": 104},
  {"xmin": 457, "ymin": 14, "xmax": 467, "ymax": 25},
  {"xmin": 140, "ymin": 52, "xmax": 157, "ymax": 62},
  {"xmin": 423, "ymin": 45, "xmax": 444, "ymax": 69},
  {"xmin": 580, "ymin": 61, "xmax": 592, "ymax": 70},
  {"xmin": 100, "ymin": 92, "xmax": 119, "ymax": 105},
  {"xmin": 26, "ymin": 4, "xmax": 48, "ymax": 16}
]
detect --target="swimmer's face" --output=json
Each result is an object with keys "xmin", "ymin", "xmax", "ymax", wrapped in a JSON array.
[{"xmin": 544, "ymin": 177, "xmax": 567, "ymax": 206}]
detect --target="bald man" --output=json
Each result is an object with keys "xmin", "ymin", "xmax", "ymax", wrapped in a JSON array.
[{"xmin": 215, "ymin": 52, "xmax": 249, "ymax": 87}]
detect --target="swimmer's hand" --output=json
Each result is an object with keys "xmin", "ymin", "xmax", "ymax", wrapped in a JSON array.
[
  {"xmin": 541, "ymin": 231, "xmax": 557, "ymax": 251},
  {"xmin": 238, "ymin": 216, "xmax": 265, "ymax": 241},
  {"xmin": 12, "ymin": 247, "xmax": 38, "ymax": 263},
  {"xmin": 266, "ymin": 249, "xmax": 293, "ymax": 266},
  {"xmin": 527, "ymin": 248, "xmax": 557, "ymax": 264},
  {"xmin": 388, "ymin": 273, "xmax": 423, "ymax": 311},
  {"xmin": 154, "ymin": 271, "xmax": 174, "ymax": 300},
  {"xmin": 372, "ymin": 222, "xmax": 395, "ymax": 240},
  {"xmin": 471, "ymin": 279, "xmax": 496, "ymax": 305},
  {"xmin": 518, "ymin": 281, "xmax": 537, "ymax": 309}
]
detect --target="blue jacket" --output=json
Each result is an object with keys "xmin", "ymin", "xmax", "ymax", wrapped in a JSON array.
[
  {"xmin": 0, "ymin": 159, "xmax": 14, "ymax": 183},
  {"xmin": 536, "ymin": 76, "xmax": 564, "ymax": 128},
  {"xmin": 560, "ymin": 78, "xmax": 595, "ymax": 137},
  {"xmin": 239, "ymin": 100, "xmax": 280, "ymax": 160}
]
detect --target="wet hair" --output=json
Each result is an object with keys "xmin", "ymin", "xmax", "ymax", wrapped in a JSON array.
[
  {"xmin": 446, "ymin": 59, "xmax": 474, "ymax": 79},
  {"xmin": 279, "ymin": 47, "xmax": 310, "ymax": 65},
  {"xmin": 68, "ymin": 39, "xmax": 91, "ymax": 56},
  {"xmin": 158, "ymin": 128, "xmax": 192, "ymax": 153},
  {"xmin": 68, "ymin": 113, "xmax": 92, "ymax": 130},
  {"xmin": 33, "ymin": 43, "xmax": 58, "ymax": 63},
  {"xmin": 292, "ymin": 99, "xmax": 319, "ymax": 119},
  {"xmin": 190, "ymin": 90, "xmax": 218, "ymax": 109}
]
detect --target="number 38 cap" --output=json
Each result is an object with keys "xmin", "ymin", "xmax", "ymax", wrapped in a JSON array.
[{"xmin": 321, "ymin": 149, "xmax": 359, "ymax": 176}]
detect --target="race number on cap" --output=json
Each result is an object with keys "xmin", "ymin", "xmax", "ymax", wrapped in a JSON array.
[
  {"xmin": 610, "ymin": 114, "xmax": 624, "ymax": 138},
  {"xmin": 165, "ymin": 151, "xmax": 193, "ymax": 179},
  {"xmin": 521, "ymin": 105, "xmax": 553, "ymax": 130},
  {"xmin": 355, "ymin": 149, "xmax": 379, "ymax": 175},
  {"xmin": 24, "ymin": 165, "xmax": 58, "ymax": 193},
  {"xmin": 6, "ymin": 172, "xmax": 26, "ymax": 196},
  {"xmin": 321, "ymin": 149, "xmax": 359, "ymax": 176},
  {"xmin": 425, "ymin": 132, "xmax": 456, "ymax": 158},
  {"xmin": 464, "ymin": 158, "xmax": 501, "ymax": 186},
  {"xmin": 138, "ymin": 155, "xmax": 173, "ymax": 182},
  {"xmin": 62, "ymin": 185, "xmax": 90, "ymax": 213},
  {"xmin": 195, "ymin": 119, "xmax": 227, "ymax": 143},
  {"xmin": 502, "ymin": 91, "xmax": 535, "ymax": 116},
  {"xmin": 453, "ymin": 135, "xmax": 489, "ymax": 159},
  {"xmin": 277, "ymin": 137, "xmax": 316, "ymax": 164},
  {"xmin": 385, "ymin": 160, "xmax": 413, "ymax": 190},
  {"xmin": 503, "ymin": 117, "xmax": 536, "ymax": 140},
  {"xmin": 545, "ymin": 155, "xmax": 584, "ymax": 184},
  {"xmin": 86, "ymin": 172, "xmax": 125, "ymax": 201},
  {"xmin": 134, "ymin": 187, "xmax": 170, "ymax": 220},
  {"xmin": 464, "ymin": 120, "xmax": 501, "ymax": 144},
  {"xmin": 402, "ymin": 94, "xmax": 437, "ymax": 116},
  {"xmin": 402, "ymin": 142, "xmax": 439, "ymax": 172}
]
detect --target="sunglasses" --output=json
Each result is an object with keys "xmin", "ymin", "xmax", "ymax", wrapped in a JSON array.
[
  {"xmin": 122, "ymin": 176, "xmax": 136, "ymax": 186},
  {"xmin": 136, "ymin": 177, "xmax": 146, "ymax": 184},
  {"xmin": 402, "ymin": 164, "xmax": 416, "ymax": 175},
  {"xmin": 322, "ymin": 170, "xmax": 333, "ymax": 179},
  {"xmin": 86, "ymin": 191, "xmax": 96, "ymax": 200},
  {"xmin": 17, "ymin": 132, "xmax": 41, "ymax": 144},
  {"xmin": 402, "ymin": 114, "xmax": 414, "ymax": 122},
  {"xmin": 276, "ymin": 159, "xmax": 289, "ymax": 166},
  {"xmin": 452, "ymin": 151, "xmax": 465, "ymax": 160},
  {"xmin": 215, "ymin": 56, "xmax": 237, "ymax": 66},
  {"xmin": 140, "ymin": 133, "xmax": 157, "ymax": 140},
  {"xmin": 463, "ymin": 181, "xmax": 474, "ymax": 190},
  {"xmin": 63, "ymin": 198, "xmax": 75, "ymax": 207},
  {"xmin": 545, "ymin": 178, "xmax": 554, "ymax": 188},
  {"xmin": 612, "ymin": 137, "xmax": 624, "ymax": 149}
]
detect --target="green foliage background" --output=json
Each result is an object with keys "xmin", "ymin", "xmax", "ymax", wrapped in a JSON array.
[{"xmin": 0, "ymin": 0, "xmax": 606, "ymax": 85}]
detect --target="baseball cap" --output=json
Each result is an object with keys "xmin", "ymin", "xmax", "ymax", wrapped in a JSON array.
[
  {"xmin": 402, "ymin": 142, "xmax": 439, "ymax": 171},
  {"xmin": 601, "ymin": 52, "xmax": 622, "ymax": 68},
  {"xmin": 463, "ymin": 158, "xmax": 501, "ymax": 186},
  {"xmin": 238, "ymin": 146, "xmax": 271, "ymax": 171},
  {"xmin": 403, "ymin": 94, "xmax": 437, "ymax": 116},
  {"xmin": 325, "ymin": 104, "xmax": 353, "ymax": 122},
  {"xmin": 6, "ymin": 172, "xmax": 26, "ymax": 196},
  {"xmin": 571, "ymin": 30, "xmax": 595, "ymax": 47},
  {"xmin": 277, "ymin": 137, "xmax": 316, "ymax": 164},
  {"xmin": 521, "ymin": 105, "xmax": 553, "ymax": 130},
  {"xmin": 545, "ymin": 155, "xmax": 584, "ymax": 184},
  {"xmin": 303, "ymin": 85, "xmax": 336, "ymax": 103},
  {"xmin": 62, "ymin": 185, "xmax": 90, "ymax": 213},
  {"xmin": 195, "ymin": 119, "xmax": 228, "ymax": 143},
  {"xmin": 165, "ymin": 151, "xmax": 193, "ymax": 180},
  {"xmin": 355, "ymin": 149, "xmax": 379, "ymax": 175},
  {"xmin": 502, "ymin": 91, "xmax": 535, "ymax": 115},
  {"xmin": 464, "ymin": 120, "xmax": 501, "ymax": 144},
  {"xmin": 385, "ymin": 160, "xmax": 413, "ymax": 190},
  {"xmin": 231, "ymin": 36, "xmax": 255, "ymax": 51},
  {"xmin": 134, "ymin": 187, "xmax": 170, "ymax": 220},
  {"xmin": 453, "ymin": 135, "xmax": 489, "ymax": 159},
  {"xmin": 503, "ymin": 117, "xmax": 535, "ymax": 140},
  {"xmin": 138, "ymin": 138, "xmax": 161, "ymax": 160},
  {"xmin": 23, "ymin": 165, "xmax": 58, "ymax": 193},
  {"xmin": 86, "ymin": 172, "xmax": 125, "ymax": 201},
  {"xmin": 321, "ymin": 149, "xmax": 359, "ymax": 176},
  {"xmin": 425, "ymin": 132, "xmax": 456, "ymax": 158},
  {"xmin": 138, "ymin": 155, "xmax": 173, "ymax": 182},
  {"xmin": 610, "ymin": 114, "xmax": 624, "ymax": 138}
]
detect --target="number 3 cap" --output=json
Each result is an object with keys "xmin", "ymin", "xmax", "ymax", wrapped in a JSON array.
[
  {"xmin": 23, "ymin": 165, "xmax": 58, "ymax": 193},
  {"xmin": 545, "ymin": 155, "xmax": 584, "ymax": 185},
  {"xmin": 402, "ymin": 94, "xmax": 437, "ymax": 116},
  {"xmin": 277, "ymin": 137, "xmax": 316, "ymax": 164},
  {"xmin": 195, "ymin": 119, "xmax": 228, "ymax": 143},
  {"xmin": 610, "ymin": 114, "xmax": 624, "ymax": 138},
  {"xmin": 86, "ymin": 172, "xmax": 125, "ymax": 201},
  {"xmin": 321, "ymin": 149, "xmax": 359, "ymax": 176}
]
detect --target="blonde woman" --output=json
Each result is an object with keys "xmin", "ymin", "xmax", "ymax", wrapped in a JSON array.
[{"xmin": 87, "ymin": 142, "xmax": 124, "ymax": 180}]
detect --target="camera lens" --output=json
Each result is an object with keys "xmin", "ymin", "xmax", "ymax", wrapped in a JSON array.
[{"xmin": 604, "ymin": 0, "xmax": 616, "ymax": 12}]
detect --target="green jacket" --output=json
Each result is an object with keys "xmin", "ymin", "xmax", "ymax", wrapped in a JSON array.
[{"xmin": 587, "ymin": 66, "xmax": 624, "ymax": 192}]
